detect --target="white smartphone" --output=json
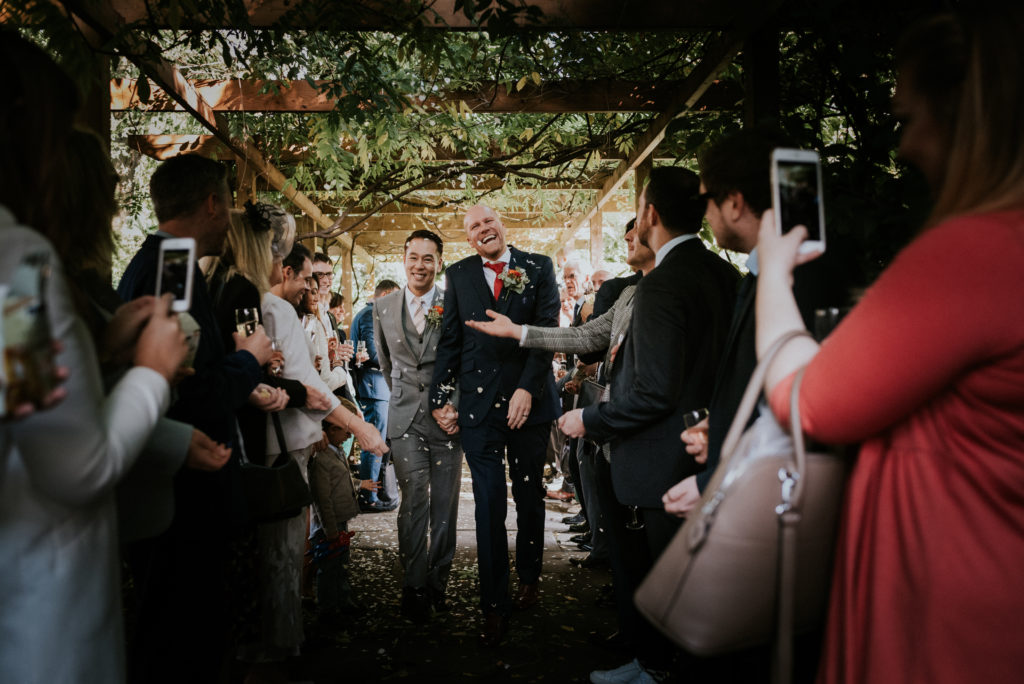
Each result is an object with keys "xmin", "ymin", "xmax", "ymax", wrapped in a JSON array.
[
  {"xmin": 771, "ymin": 148, "xmax": 826, "ymax": 254},
  {"xmin": 156, "ymin": 237, "xmax": 196, "ymax": 313}
]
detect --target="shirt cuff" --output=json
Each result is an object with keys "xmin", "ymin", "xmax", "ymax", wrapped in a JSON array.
[{"xmin": 519, "ymin": 325, "xmax": 529, "ymax": 346}]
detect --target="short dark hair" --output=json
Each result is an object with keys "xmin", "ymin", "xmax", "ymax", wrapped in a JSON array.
[
  {"xmin": 283, "ymin": 242, "xmax": 311, "ymax": 275},
  {"xmin": 624, "ymin": 218, "xmax": 635, "ymax": 235},
  {"xmin": 312, "ymin": 251, "xmax": 332, "ymax": 265},
  {"xmin": 329, "ymin": 291, "xmax": 345, "ymax": 308},
  {"xmin": 404, "ymin": 229, "xmax": 444, "ymax": 257},
  {"xmin": 642, "ymin": 167, "xmax": 705, "ymax": 234},
  {"xmin": 374, "ymin": 279, "xmax": 400, "ymax": 297},
  {"xmin": 698, "ymin": 127, "xmax": 795, "ymax": 217},
  {"xmin": 149, "ymin": 154, "xmax": 229, "ymax": 223}
]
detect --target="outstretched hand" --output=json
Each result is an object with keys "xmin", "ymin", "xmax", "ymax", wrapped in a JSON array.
[{"xmin": 465, "ymin": 309, "xmax": 522, "ymax": 340}]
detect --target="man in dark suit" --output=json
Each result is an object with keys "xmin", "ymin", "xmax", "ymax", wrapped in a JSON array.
[
  {"xmin": 661, "ymin": 129, "xmax": 847, "ymax": 684},
  {"xmin": 117, "ymin": 154, "xmax": 273, "ymax": 683},
  {"xmin": 429, "ymin": 204, "xmax": 560, "ymax": 646},
  {"xmin": 351, "ymin": 279, "xmax": 400, "ymax": 511},
  {"xmin": 557, "ymin": 168, "xmax": 738, "ymax": 683}
]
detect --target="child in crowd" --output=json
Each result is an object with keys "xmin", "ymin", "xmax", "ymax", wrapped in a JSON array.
[{"xmin": 308, "ymin": 398, "xmax": 378, "ymax": 625}]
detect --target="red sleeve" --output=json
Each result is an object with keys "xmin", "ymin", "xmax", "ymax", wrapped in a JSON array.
[{"xmin": 770, "ymin": 212, "xmax": 1024, "ymax": 443}]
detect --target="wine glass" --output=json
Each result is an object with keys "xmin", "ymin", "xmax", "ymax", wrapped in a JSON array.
[
  {"xmin": 269, "ymin": 338, "xmax": 284, "ymax": 377},
  {"xmin": 626, "ymin": 506, "xmax": 645, "ymax": 531},
  {"xmin": 683, "ymin": 408, "xmax": 708, "ymax": 430},
  {"xmin": 355, "ymin": 340, "xmax": 367, "ymax": 368},
  {"xmin": 234, "ymin": 307, "xmax": 259, "ymax": 338},
  {"xmin": 341, "ymin": 339, "xmax": 355, "ymax": 371}
]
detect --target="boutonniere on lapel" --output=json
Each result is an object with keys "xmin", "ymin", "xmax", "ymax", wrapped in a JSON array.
[
  {"xmin": 425, "ymin": 304, "xmax": 444, "ymax": 328},
  {"xmin": 498, "ymin": 268, "xmax": 530, "ymax": 296}
]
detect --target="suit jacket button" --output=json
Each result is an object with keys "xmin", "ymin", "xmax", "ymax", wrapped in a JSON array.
[
  {"xmin": 419, "ymin": 383, "xmax": 425, "ymax": 392},
  {"xmin": 416, "ymin": 363, "xmax": 422, "ymax": 370}
]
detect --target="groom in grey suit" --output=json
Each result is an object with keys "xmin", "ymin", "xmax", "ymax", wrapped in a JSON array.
[{"xmin": 373, "ymin": 229, "xmax": 463, "ymax": 623}]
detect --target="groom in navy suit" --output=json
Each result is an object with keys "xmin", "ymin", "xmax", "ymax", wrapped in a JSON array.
[{"xmin": 429, "ymin": 204, "xmax": 560, "ymax": 646}]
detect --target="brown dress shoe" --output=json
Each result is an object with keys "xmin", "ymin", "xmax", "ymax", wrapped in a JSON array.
[
  {"xmin": 516, "ymin": 582, "xmax": 540, "ymax": 609},
  {"xmin": 478, "ymin": 612, "xmax": 508, "ymax": 648}
]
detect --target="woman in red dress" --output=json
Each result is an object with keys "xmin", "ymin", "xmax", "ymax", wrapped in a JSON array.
[{"xmin": 756, "ymin": 8, "xmax": 1024, "ymax": 684}]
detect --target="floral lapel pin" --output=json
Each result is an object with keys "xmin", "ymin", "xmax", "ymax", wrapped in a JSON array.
[
  {"xmin": 425, "ymin": 304, "xmax": 444, "ymax": 328},
  {"xmin": 498, "ymin": 267, "xmax": 530, "ymax": 296}
]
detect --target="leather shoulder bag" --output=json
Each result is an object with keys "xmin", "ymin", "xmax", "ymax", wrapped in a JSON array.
[{"xmin": 635, "ymin": 330, "xmax": 849, "ymax": 682}]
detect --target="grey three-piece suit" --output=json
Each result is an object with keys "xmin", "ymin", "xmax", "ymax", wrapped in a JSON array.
[{"xmin": 373, "ymin": 287, "xmax": 463, "ymax": 592}]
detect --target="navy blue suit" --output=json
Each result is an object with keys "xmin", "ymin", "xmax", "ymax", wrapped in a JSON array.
[
  {"xmin": 351, "ymin": 302, "xmax": 394, "ymax": 505},
  {"xmin": 429, "ymin": 245, "xmax": 560, "ymax": 613},
  {"xmin": 117, "ymin": 232, "xmax": 261, "ymax": 683}
]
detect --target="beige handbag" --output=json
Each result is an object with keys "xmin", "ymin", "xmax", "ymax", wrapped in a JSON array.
[{"xmin": 635, "ymin": 330, "xmax": 848, "ymax": 681}]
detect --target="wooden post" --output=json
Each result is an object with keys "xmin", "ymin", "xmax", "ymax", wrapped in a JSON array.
[
  {"xmin": 340, "ymin": 238, "xmax": 354, "ymax": 328},
  {"xmin": 76, "ymin": 26, "xmax": 110, "ymax": 149},
  {"xmin": 743, "ymin": 28, "xmax": 780, "ymax": 127},
  {"xmin": 234, "ymin": 157, "xmax": 256, "ymax": 208},
  {"xmin": 635, "ymin": 157, "xmax": 652, "ymax": 214},
  {"xmin": 589, "ymin": 210, "xmax": 604, "ymax": 269}
]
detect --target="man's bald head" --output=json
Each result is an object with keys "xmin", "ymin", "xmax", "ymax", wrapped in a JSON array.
[{"xmin": 464, "ymin": 204, "xmax": 508, "ymax": 260}]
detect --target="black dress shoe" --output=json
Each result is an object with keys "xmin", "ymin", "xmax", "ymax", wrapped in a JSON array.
[
  {"xmin": 569, "ymin": 533, "xmax": 591, "ymax": 545},
  {"xmin": 561, "ymin": 513, "xmax": 585, "ymax": 525},
  {"xmin": 478, "ymin": 612, "xmax": 508, "ymax": 647},
  {"xmin": 401, "ymin": 587, "xmax": 431, "ymax": 623},
  {"xmin": 428, "ymin": 587, "xmax": 450, "ymax": 613},
  {"xmin": 577, "ymin": 541, "xmax": 594, "ymax": 553},
  {"xmin": 569, "ymin": 553, "xmax": 609, "ymax": 569},
  {"xmin": 569, "ymin": 521, "xmax": 590, "ymax": 533},
  {"xmin": 516, "ymin": 582, "xmax": 540, "ymax": 609}
]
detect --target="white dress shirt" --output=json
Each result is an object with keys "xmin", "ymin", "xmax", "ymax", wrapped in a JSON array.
[
  {"xmin": 404, "ymin": 284, "xmax": 437, "ymax": 323},
  {"xmin": 654, "ymin": 233, "xmax": 699, "ymax": 267},
  {"xmin": 481, "ymin": 248, "xmax": 511, "ymax": 292}
]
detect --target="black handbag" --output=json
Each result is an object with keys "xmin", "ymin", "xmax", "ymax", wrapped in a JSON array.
[{"xmin": 240, "ymin": 412, "xmax": 313, "ymax": 523}]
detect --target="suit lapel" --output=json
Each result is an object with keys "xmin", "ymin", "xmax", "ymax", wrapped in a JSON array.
[
  {"xmin": 496, "ymin": 248, "xmax": 520, "ymax": 316},
  {"xmin": 415, "ymin": 289, "xmax": 443, "ymax": 363},
  {"xmin": 468, "ymin": 255, "xmax": 496, "ymax": 311}
]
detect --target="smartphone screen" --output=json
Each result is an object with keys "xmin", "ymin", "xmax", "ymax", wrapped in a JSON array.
[
  {"xmin": 776, "ymin": 159, "xmax": 823, "ymax": 242},
  {"xmin": 159, "ymin": 248, "xmax": 190, "ymax": 302},
  {"xmin": 1, "ymin": 250, "xmax": 57, "ymax": 415}
]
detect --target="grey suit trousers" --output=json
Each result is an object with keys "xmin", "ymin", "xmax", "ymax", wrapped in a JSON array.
[{"xmin": 390, "ymin": 420, "xmax": 463, "ymax": 591}]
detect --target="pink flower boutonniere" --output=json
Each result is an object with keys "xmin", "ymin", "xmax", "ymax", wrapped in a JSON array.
[
  {"xmin": 498, "ymin": 268, "xmax": 530, "ymax": 296},
  {"xmin": 425, "ymin": 304, "xmax": 444, "ymax": 328}
]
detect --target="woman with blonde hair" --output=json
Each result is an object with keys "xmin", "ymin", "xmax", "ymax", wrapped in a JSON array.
[{"xmin": 755, "ymin": 6, "xmax": 1024, "ymax": 683}]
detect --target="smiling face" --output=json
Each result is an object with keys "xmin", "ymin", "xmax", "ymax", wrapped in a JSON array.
[
  {"xmin": 311, "ymin": 260, "xmax": 333, "ymax": 303},
  {"xmin": 281, "ymin": 257, "xmax": 313, "ymax": 306},
  {"xmin": 404, "ymin": 237, "xmax": 440, "ymax": 296},
  {"xmin": 464, "ymin": 204, "xmax": 507, "ymax": 260}
]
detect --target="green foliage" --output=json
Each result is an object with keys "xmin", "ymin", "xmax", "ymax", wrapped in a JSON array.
[{"xmin": 9, "ymin": 0, "xmax": 940, "ymax": 286}]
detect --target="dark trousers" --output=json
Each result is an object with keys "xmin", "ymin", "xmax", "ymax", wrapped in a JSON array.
[
  {"xmin": 461, "ymin": 412, "xmax": 549, "ymax": 615},
  {"xmin": 127, "ymin": 527, "xmax": 231, "ymax": 684},
  {"xmin": 593, "ymin": 454, "xmax": 682, "ymax": 671}
]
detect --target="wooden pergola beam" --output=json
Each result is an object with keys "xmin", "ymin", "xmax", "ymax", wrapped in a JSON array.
[
  {"xmin": 125, "ymin": 133, "xmax": 684, "ymax": 165},
  {"xmin": 552, "ymin": 3, "xmax": 783, "ymax": 253},
  {"xmin": 103, "ymin": 0, "xmax": 765, "ymax": 31},
  {"xmin": 110, "ymin": 77, "xmax": 740, "ymax": 114},
  {"xmin": 62, "ymin": 0, "xmax": 374, "ymax": 261}
]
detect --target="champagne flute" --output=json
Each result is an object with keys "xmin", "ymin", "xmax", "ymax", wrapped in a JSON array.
[
  {"xmin": 341, "ymin": 339, "xmax": 355, "ymax": 371},
  {"xmin": 269, "ymin": 338, "xmax": 284, "ymax": 377},
  {"xmin": 626, "ymin": 506, "xmax": 645, "ymax": 531},
  {"xmin": 355, "ymin": 340, "xmax": 367, "ymax": 368},
  {"xmin": 234, "ymin": 307, "xmax": 259, "ymax": 338}
]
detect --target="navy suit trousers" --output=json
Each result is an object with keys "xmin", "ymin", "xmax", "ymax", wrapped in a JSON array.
[{"xmin": 461, "ymin": 410, "xmax": 550, "ymax": 614}]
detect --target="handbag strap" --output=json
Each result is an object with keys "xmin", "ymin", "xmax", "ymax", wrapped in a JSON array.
[
  {"xmin": 270, "ymin": 412, "xmax": 290, "ymax": 468},
  {"xmin": 772, "ymin": 366, "xmax": 811, "ymax": 684},
  {"xmin": 719, "ymin": 328, "xmax": 813, "ymax": 462}
]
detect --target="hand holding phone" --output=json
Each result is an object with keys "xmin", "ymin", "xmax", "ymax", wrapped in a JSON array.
[
  {"xmin": 771, "ymin": 148, "xmax": 826, "ymax": 255},
  {"xmin": 156, "ymin": 238, "xmax": 196, "ymax": 312}
]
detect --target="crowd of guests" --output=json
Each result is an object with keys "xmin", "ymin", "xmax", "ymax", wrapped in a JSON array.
[{"xmin": 3, "ymin": 4, "xmax": 1024, "ymax": 683}]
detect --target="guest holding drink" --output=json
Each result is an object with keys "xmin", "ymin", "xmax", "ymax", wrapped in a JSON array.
[{"xmin": 755, "ymin": 8, "xmax": 1024, "ymax": 683}]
